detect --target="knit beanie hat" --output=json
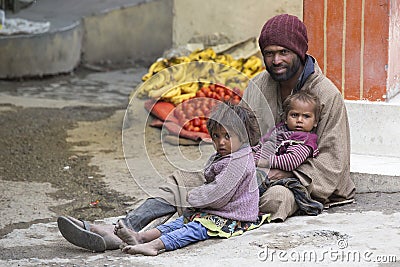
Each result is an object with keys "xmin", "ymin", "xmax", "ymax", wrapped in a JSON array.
[{"xmin": 258, "ymin": 14, "xmax": 308, "ymax": 62}]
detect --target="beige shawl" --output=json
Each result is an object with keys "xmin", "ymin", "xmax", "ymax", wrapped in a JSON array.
[{"xmin": 242, "ymin": 58, "xmax": 355, "ymax": 204}]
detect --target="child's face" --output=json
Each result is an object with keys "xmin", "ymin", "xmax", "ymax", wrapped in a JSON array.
[
  {"xmin": 285, "ymin": 99, "xmax": 317, "ymax": 132},
  {"xmin": 211, "ymin": 126, "xmax": 243, "ymax": 156}
]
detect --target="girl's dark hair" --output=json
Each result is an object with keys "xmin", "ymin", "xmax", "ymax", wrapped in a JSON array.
[
  {"xmin": 206, "ymin": 102, "xmax": 260, "ymax": 146},
  {"xmin": 282, "ymin": 90, "xmax": 321, "ymax": 123}
]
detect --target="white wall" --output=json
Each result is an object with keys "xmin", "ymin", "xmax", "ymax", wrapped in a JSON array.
[{"xmin": 172, "ymin": 0, "xmax": 303, "ymax": 46}]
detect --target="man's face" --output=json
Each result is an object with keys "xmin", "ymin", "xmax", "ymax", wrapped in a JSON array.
[{"xmin": 263, "ymin": 45, "xmax": 302, "ymax": 82}]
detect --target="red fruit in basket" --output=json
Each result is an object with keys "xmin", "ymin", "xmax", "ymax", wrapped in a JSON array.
[
  {"xmin": 175, "ymin": 109, "xmax": 185, "ymax": 120},
  {"xmin": 231, "ymin": 95, "xmax": 241, "ymax": 105},
  {"xmin": 186, "ymin": 106, "xmax": 195, "ymax": 118},
  {"xmin": 196, "ymin": 109, "xmax": 205, "ymax": 117},
  {"xmin": 192, "ymin": 117, "xmax": 201, "ymax": 127},
  {"xmin": 181, "ymin": 101, "xmax": 188, "ymax": 109},
  {"xmin": 200, "ymin": 104, "xmax": 209, "ymax": 113},
  {"xmin": 200, "ymin": 124, "xmax": 208, "ymax": 133},
  {"xmin": 187, "ymin": 124, "xmax": 194, "ymax": 132},
  {"xmin": 193, "ymin": 126, "xmax": 200, "ymax": 132},
  {"xmin": 226, "ymin": 90, "xmax": 233, "ymax": 98},
  {"xmin": 196, "ymin": 91, "xmax": 206, "ymax": 98},
  {"xmin": 201, "ymin": 86, "xmax": 210, "ymax": 94}
]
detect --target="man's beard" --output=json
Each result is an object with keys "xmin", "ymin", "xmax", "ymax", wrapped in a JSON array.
[{"xmin": 266, "ymin": 57, "xmax": 301, "ymax": 82}]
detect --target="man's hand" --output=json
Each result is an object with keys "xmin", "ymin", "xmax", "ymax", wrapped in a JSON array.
[
  {"xmin": 268, "ymin": 169, "xmax": 294, "ymax": 181},
  {"xmin": 256, "ymin": 158, "xmax": 270, "ymax": 168}
]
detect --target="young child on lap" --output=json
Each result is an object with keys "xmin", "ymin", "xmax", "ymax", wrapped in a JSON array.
[{"xmin": 255, "ymin": 91, "xmax": 321, "ymax": 195}]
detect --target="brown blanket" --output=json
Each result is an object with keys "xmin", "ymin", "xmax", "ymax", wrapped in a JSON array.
[
  {"xmin": 242, "ymin": 57, "xmax": 355, "ymax": 205},
  {"xmin": 158, "ymin": 170, "xmax": 206, "ymax": 216}
]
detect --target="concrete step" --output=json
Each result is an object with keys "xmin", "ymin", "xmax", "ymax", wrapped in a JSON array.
[
  {"xmin": 346, "ymin": 100, "xmax": 400, "ymax": 158},
  {"xmin": 351, "ymin": 153, "xmax": 400, "ymax": 193}
]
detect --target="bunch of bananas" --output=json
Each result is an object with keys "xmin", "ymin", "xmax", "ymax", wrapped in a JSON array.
[{"xmin": 135, "ymin": 48, "xmax": 265, "ymax": 104}]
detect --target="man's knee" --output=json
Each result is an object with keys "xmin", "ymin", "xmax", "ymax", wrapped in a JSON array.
[
  {"xmin": 259, "ymin": 185, "xmax": 298, "ymax": 222},
  {"xmin": 123, "ymin": 197, "xmax": 177, "ymax": 231}
]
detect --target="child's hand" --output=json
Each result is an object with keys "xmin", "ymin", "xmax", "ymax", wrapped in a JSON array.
[{"xmin": 256, "ymin": 158, "xmax": 270, "ymax": 168}]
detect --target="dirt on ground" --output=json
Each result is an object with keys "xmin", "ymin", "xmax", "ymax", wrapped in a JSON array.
[
  {"xmin": 0, "ymin": 66, "xmax": 399, "ymax": 266},
  {"xmin": 0, "ymin": 104, "xmax": 135, "ymax": 236}
]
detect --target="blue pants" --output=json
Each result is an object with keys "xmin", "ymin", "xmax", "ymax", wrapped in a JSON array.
[{"xmin": 156, "ymin": 216, "xmax": 209, "ymax": 251}]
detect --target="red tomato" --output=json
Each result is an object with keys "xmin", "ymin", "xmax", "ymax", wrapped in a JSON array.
[
  {"xmin": 201, "ymin": 86, "xmax": 210, "ymax": 95},
  {"xmin": 195, "ymin": 109, "xmax": 204, "ymax": 117},
  {"xmin": 200, "ymin": 124, "xmax": 208, "ymax": 133},
  {"xmin": 175, "ymin": 110, "xmax": 185, "ymax": 120},
  {"xmin": 185, "ymin": 106, "xmax": 195, "ymax": 118},
  {"xmin": 173, "ymin": 108, "xmax": 179, "ymax": 117},
  {"xmin": 231, "ymin": 97, "xmax": 240, "ymax": 105},
  {"xmin": 192, "ymin": 117, "xmax": 201, "ymax": 127},
  {"xmin": 200, "ymin": 104, "xmax": 209, "ymax": 113},
  {"xmin": 187, "ymin": 125, "xmax": 195, "ymax": 132},
  {"xmin": 196, "ymin": 91, "xmax": 205, "ymax": 98},
  {"xmin": 215, "ymin": 87, "xmax": 224, "ymax": 95}
]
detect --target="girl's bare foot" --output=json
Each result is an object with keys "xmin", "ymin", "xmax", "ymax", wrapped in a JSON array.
[
  {"xmin": 122, "ymin": 238, "xmax": 165, "ymax": 256},
  {"xmin": 114, "ymin": 220, "xmax": 141, "ymax": 245}
]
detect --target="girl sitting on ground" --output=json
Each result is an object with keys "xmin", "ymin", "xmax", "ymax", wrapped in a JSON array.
[{"xmin": 114, "ymin": 102, "xmax": 269, "ymax": 256}]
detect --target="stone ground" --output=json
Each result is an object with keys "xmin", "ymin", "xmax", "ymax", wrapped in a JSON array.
[{"xmin": 0, "ymin": 65, "xmax": 399, "ymax": 267}]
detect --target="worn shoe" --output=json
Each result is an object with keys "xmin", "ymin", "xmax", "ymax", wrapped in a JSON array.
[{"xmin": 57, "ymin": 216, "xmax": 106, "ymax": 252}]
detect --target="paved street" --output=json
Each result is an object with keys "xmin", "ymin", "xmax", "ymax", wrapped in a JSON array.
[{"xmin": 0, "ymin": 66, "xmax": 399, "ymax": 266}]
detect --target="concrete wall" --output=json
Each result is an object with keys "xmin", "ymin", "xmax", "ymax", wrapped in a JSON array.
[
  {"xmin": 346, "ymin": 100, "xmax": 400, "ymax": 158},
  {"xmin": 0, "ymin": 0, "xmax": 173, "ymax": 78},
  {"xmin": 387, "ymin": 0, "xmax": 400, "ymax": 100},
  {"xmin": 172, "ymin": 0, "xmax": 303, "ymax": 46},
  {"xmin": 82, "ymin": 0, "xmax": 173, "ymax": 65},
  {"xmin": 0, "ymin": 23, "xmax": 82, "ymax": 78},
  {"xmin": 0, "ymin": 0, "xmax": 302, "ymax": 78}
]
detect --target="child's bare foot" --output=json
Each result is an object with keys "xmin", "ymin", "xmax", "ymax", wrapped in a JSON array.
[
  {"xmin": 114, "ymin": 220, "xmax": 141, "ymax": 245},
  {"xmin": 121, "ymin": 239, "xmax": 165, "ymax": 256}
]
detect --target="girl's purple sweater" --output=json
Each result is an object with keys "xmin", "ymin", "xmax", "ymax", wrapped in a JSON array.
[{"xmin": 188, "ymin": 145, "xmax": 259, "ymax": 222}]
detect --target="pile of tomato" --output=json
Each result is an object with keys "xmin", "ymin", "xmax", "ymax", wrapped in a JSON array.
[{"xmin": 173, "ymin": 84, "xmax": 243, "ymax": 133}]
